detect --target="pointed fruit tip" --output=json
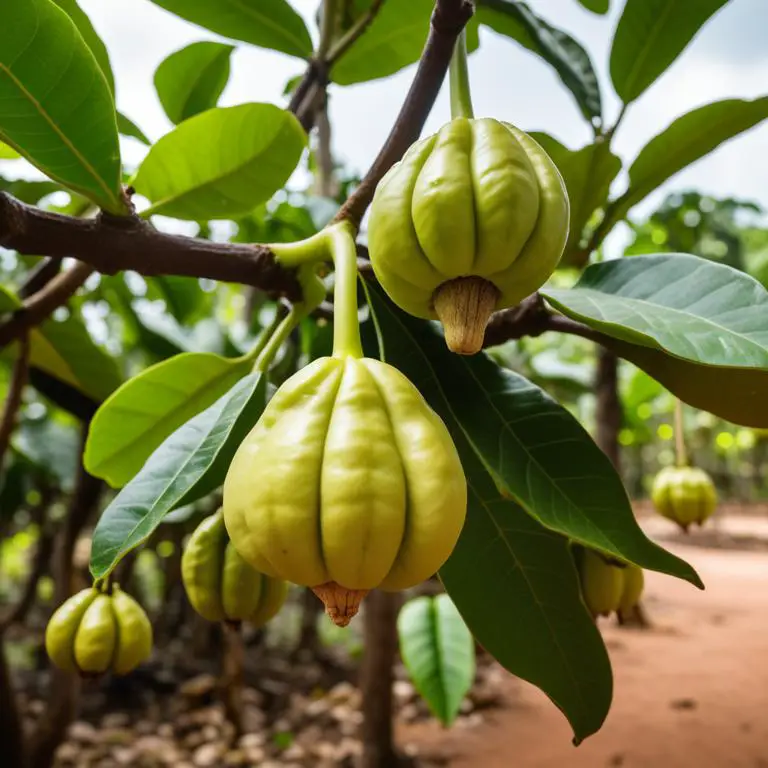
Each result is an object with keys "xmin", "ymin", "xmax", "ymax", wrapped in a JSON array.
[
  {"xmin": 432, "ymin": 277, "xmax": 500, "ymax": 355},
  {"xmin": 311, "ymin": 582, "xmax": 369, "ymax": 627}
]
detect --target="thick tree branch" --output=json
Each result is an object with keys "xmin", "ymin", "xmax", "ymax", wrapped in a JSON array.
[
  {"xmin": 0, "ymin": 332, "xmax": 30, "ymax": 470},
  {"xmin": 335, "ymin": 0, "xmax": 475, "ymax": 227}
]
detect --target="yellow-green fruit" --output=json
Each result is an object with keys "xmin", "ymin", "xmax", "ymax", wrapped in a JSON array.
[
  {"xmin": 181, "ymin": 510, "xmax": 288, "ymax": 627},
  {"xmin": 618, "ymin": 565, "xmax": 645, "ymax": 615},
  {"xmin": 45, "ymin": 587, "xmax": 152, "ymax": 676},
  {"xmin": 579, "ymin": 550, "xmax": 623, "ymax": 618},
  {"xmin": 223, "ymin": 356, "xmax": 467, "ymax": 626},
  {"xmin": 367, "ymin": 116, "xmax": 569, "ymax": 355},
  {"xmin": 651, "ymin": 466, "xmax": 717, "ymax": 531}
]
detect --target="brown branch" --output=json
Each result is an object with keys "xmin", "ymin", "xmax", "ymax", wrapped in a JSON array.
[
  {"xmin": 326, "ymin": 0, "xmax": 386, "ymax": 65},
  {"xmin": 334, "ymin": 0, "xmax": 475, "ymax": 228},
  {"xmin": 28, "ymin": 368, "xmax": 100, "ymax": 421},
  {"xmin": 0, "ymin": 332, "xmax": 30, "ymax": 470},
  {"xmin": 18, "ymin": 257, "xmax": 62, "ymax": 299},
  {"xmin": 0, "ymin": 262, "xmax": 93, "ymax": 350}
]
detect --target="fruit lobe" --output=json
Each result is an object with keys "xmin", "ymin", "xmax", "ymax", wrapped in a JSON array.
[{"xmin": 651, "ymin": 465, "xmax": 717, "ymax": 531}]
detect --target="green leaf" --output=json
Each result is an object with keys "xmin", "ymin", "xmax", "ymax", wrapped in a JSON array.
[
  {"xmin": 0, "ymin": 0, "xmax": 123, "ymax": 212},
  {"xmin": 398, "ymin": 595, "xmax": 475, "ymax": 727},
  {"xmin": 440, "ymin": 437, "xmax": 612, "ymax": 741},
  {"xmin": 85, "ymin": 352, "xmax": 252, "ymax": 488},
  {"xmin": 365, "ymin": 282, "xmax": 700, "ymax": 586},
  {"xmin": 51, "ymin": 0, "xmax": 115, "ymax": 94},
  {"xmin": 154, "ymin": 42, "xmax": 235, "ymax": 125},
  {"xmin": 133, "ymin": 103, "xmax": 307, "ymax": 220},
  {"xmin": 610, "ymin": 0, "xmax": 729, "ymax": 104},
  {"xmin": 147, "ymin": 0, "xmax": 312, "ymax": 59},
  {"xmin": 576, "ymin": 0, "xmax": 609, "ymax": 13},
  {"xmin": 542, "ymin": 254, "xmax": 768, "ymax": 428},
  {"xmin": 331, "ymin": 0, "xmax": 480, "ymax": 86},
  {"xmin": 530, "ymin": 132, "xmax": 621, "ymax": 260},
  {"xmin": 608, "ymin": 98, "xmax": 768, "ymax": 229},
  {"xmin": 117, "ymin": 112, "xmax": 151, "ymax": 145},
  {"xmin": 89, "ymin": 372, "xmax": 267, "ymax": 580},
  {"xmin": 0, "ymin": 142, "xmax": 20, "ymax": 160},
  {"xmin": 477, "ymin": 0, "xmax": 602, "ymax": 122},
  {"xmin": 14, "ymin": 419, "xmax": 80, "ymax": 491},
  {"xmin": 150, "ymin": 276, "xmax": 207, "ymax": 324}
]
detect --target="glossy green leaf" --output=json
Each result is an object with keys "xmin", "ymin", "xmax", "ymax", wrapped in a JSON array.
[
  {"xmin": 89, "ymin": 372, "xmax": 266, "ymax": 580},
  {"xmin": 606, "ymin": 98, "xmax": 768, "ymax": 232},
  {"xmin": 85, "ymin": 352, "xmax": 253, "ymax": 488},
  {"xmin": 398, "ymin": 595, "xmax": 475, "ymax": 727},
  {"xmin": 365, "ymin": 282, "xmax": 700, "ymax": 586},
  {"xmin": 117, "ymin": 112, "xmax": 151, "ymax": 145},
  {"xmin": 530, "ymin": 132, "xmax": 621, "ymax": 260},
  {"xmin": 0, "ymin": 0, "xmax": 123, "ymax": 212},
  {"xmin": 477, "ymin": 0, "xmax": 602, "ymax": 122},
  {"xmin": 576, "ymin": 0, "xmax": 609, "ymax": 13},
  {"xmin": 52, "ymin": 0, "xmax": 115, "ymax": 93},
  {"xmin": 150, "ymin": 276, "xmax": 207, "ymax": 324},
  {"xmin": 440, "ymin": 436, "xmax": 612, "ymax": 741},
  {"xmin": 147, "ymin": 0, "xmax": 312, "ymax": 59},
  {"xmin": 133, "ymin": 104, "xmax": 306, "ymax": 220},
  {"xmin": 542, "ymin": 254, "xmax": 768, "ymax": 428},
  {"xmin": 610, "ymin": 0, "xmax": 728, "ymax": 103},
  {"xmin": 331, "ymin": 0, "xmax": 480, "ymax": 86},
  {"xmin": 154, "ymin": 42, "xmax": 235, "ymax": 125},
  {"xmin": 0, "ymin": 143, "xmax": 20, "ymax": 160}
]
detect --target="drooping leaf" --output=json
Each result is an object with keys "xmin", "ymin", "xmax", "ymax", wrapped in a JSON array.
[
  {"xmin": 154, "ymin": 42, "xmax": 235, "ymax": 125},
  {"xmin": 147, "ymin": 0, "xmax": 312, "ymax": 59},
  {"xmin": 117, "ymin": 112, "xmax": 151, "ymax": 145},
  {"xmin": 542, "ymin": 254, "xmax": 768, "ymax": 427},
  {"xmin": 604, "ymin": 98, "xmax": 768, "ymax": 233},
  {"xmin": 610, "ymin": 0, "xmax": 729, "ymax": 104},
  {"xmin": 398, "ymin": 595, "xmax": 475, "ymax": 727},
  {"xmin": 133, "ymin": 103, "xmax": 307, "ymax": 220},
  {"xmin": 477, "ymin": 0, "xmax": 602, "ymax": 122},
  {"xmin": 331, "ymin": 0, "xmax": 480, "ymax": 86},
  {"xmin": 51, "ymin": 0, "xmax": 115, "ymax": 93},
  {"xmin": 530, "ymin": 132, "xmax": 621, "ymax": 261},
  {"xmin": 0, "ymin": 0, "xmax": 124, "ymax": 212},
  {"xmin": 89, "ymin": 372, "xmax": 266, "ymax": 580},
  {"xmin": 85, "ymin": 352, "xmax": 252, "ymax": 488},
  {"xmin": 365, "ymin": 282, "xmax": 700, "ymax": 586},
  {"xmin": 440, "ymin": 436, "xmax": 613, "ymax": 742}
]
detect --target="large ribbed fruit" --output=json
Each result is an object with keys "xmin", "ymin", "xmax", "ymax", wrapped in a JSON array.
[
  {"xmin": 579, "ymin": 549, "xmax": 624, "ymax": 618},
  {"xmin": 182, "ymin": 510, "xmax": 288, "ymax": 627},
  {"xmin": 223, "ymin": 356, "xmax": 467, "ymax": 626},
  {"xmin": 651, "ymin": 465, "xmax": 717, "ymax": 531},
  {"xmin": 367, "ymin": 117, "xmax": 569, "ymax": 354}
]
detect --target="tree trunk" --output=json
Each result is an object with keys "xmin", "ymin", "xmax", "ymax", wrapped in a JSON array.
[
  {"xmin": 220, "ymin": 623, "xmax": 245, "ymax": 737},
  {"xmin": 0, "ymin": 639, "xmax": 27, "ymax": 768},
  {"xmin": 295, "ymin": 587, "xmax": 323, "ymax": 659},
  {"xmin": 359, "ymin": 590, "xmax": 404, "ymax": 768},
  {"xmin": 594, "ymin": 348, "xmax": 622, "ymax": 472}
]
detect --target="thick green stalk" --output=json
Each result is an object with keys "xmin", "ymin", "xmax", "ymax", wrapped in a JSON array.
[
  {"xmin": 449, "ymin": 29, "xmax": 474, "ymax": 120},
  {"xmin": 328, "ymin": 222, "xmax": 363, "ymax": 359}
]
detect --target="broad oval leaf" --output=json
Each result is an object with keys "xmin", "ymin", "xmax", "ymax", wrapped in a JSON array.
[
  {"xmin": 154, "ymin": 42, "xmax": 235, "ymax": 125},
  {"xmin": 398, "ymin": 595, "xmax": 475, "ymax": 727},
  {"xmin": 147, "ymin": 0, "xmax": 312, "ymax": 59},
  {"xmin": 542, "ymin": 254, "xmax": 768, "ymax": 427},
  {"xmin": 364, "ymin": 282, "xmax": 700, "ymax": 587},
  {"xmin": 440, "ymin": 437, "xmax": 612, "ymax": 742},
  {"xmin": 477, "ymin": 0, "xmax": 602, "ymax": 122},
  {"xmin": 89, "ymin": 372, "xmax": 266, "ymax": 580},
  {"xmin": 85, "ymin": 352, "xmax": 252, "ymax": 489},
  {"xmin": 133, "ymin": 103, "xmax": 307, "ymax": 220},
  {"xmin": 530, "ymin": 132, "xmax": 621, "ymax": 262},
  {"xmin": 609, "ymin": 0, "xmax": 729, "ymax": 104},
  {"xmin": 0, "ymin": 0, "xmax": 123, "ymax": 212},
  {"xmin": 117, "ymin": 112, "xmax": 151, "ymax": 145},
  {"xmin": 607, "ymin": 98, "xmax": 768, "ymax": 231}
]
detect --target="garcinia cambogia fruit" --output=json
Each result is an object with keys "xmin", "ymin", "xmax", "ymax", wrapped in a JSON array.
[
  {"xmin": 617, "ymin": 564, "xmax": 645, "ymax": 616},
  {"xmin": 651, "ymin": 465, "xmax": 717, "ymax": 532},
  {"xmin": 367, "ymin": 116, "xmax": 569, "ymax": 355},
  {"xmin": 181, "ymin": 509, "xmax": 288, "ymax": 627},
  {"xmin": 45, "ymin": 585, "xmax": 152, "ymax": 676},
  {"xmin": 222, "ymin": 356, "xmax": 467, "ymax": 627},
  {"xmin": 578, "ymin": 549, "xmax": 624, "ymax": 619}
]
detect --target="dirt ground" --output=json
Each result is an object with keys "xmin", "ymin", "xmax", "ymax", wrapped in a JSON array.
[{"xmin": 401, "ymin": 515, "xmax": 768, "ymax": 768}]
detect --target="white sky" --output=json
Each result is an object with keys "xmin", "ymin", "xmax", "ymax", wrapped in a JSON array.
[{"xmin": 9, "ymin": 0, "xmax": 768, "ymax": 251}]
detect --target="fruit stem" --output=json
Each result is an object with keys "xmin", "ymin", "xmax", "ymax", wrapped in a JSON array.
[
  {"xmin": 328, "ymin": 221, "xmax": 364, "ymax": 359},
  {"xmin": 449, "ymin": 28, "xmax": 474, "ymax": 120},
  {"xmin": 269, "ymin": 230, "xmax": 332, "ymax": 268},
  {"xmin": 242, "ymin": 305, "xmax": 288, "ymax": 363},
  {"xmin": 674, "ymin": 398, "xmax": 688, "ymax": 467}
]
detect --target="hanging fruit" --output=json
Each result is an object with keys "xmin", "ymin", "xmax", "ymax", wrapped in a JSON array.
[
  {"xmin": 651, "ymin": 465, "xmax": 717, "ymax": 531},
  {"xmin": 578, "ymin": 548, "xmax": 624, "ymax": 618},
  {"xmin": 617, "ymin": 564, "xmax": 645, "ymax": 616},
  {"xmin": 181, "ymin": 509, "xmax": 288, "ymax": 627}
]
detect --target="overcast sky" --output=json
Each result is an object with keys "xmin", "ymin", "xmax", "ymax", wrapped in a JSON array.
[{"xmin": 10, "ymin": 0, "xmax": 768, "ymax": 250}]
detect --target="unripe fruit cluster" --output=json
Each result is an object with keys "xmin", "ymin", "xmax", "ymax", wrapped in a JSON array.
[{"xmin": 578, "ymin": 549, "xmax": 645, "ymax": 619}]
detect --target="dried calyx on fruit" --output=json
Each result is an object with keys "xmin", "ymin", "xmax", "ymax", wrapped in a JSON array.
[
  {"xmin": 651, "ymin": 465, "xmax": 717, "ymax": 532},
  {"xmin": 367, "ymin": 116, "xmax": 569, "ymax": 355},
  {"xmin": 223, "ymin": 223, "xmax": 468, "ymax": 627},
  {"xmin": 577, "ymin": 548, "xmax": 645, "ymax": 620},
  {"xmin": 181, "ymin": 509, "xmax": 288, "ymax": 627},
  {"xmin": 45, "ymin": 584, "xmax": 152, "ymax": 676}
]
